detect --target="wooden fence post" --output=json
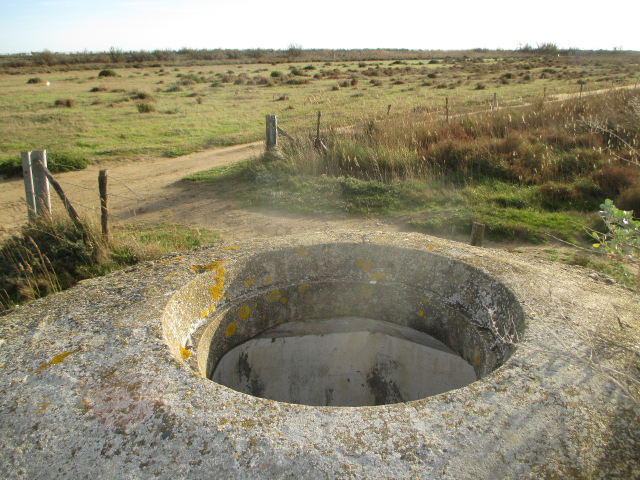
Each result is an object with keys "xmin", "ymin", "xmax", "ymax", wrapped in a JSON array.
[
  {"xmin": 493, "ymin": 92, "xmax": 497, "ymax": 111},
  {"xmin": 470, "ymin": 222, "xmax": 485, "ymax": 247},
  {"xmin": 580, "ymin": 83, "xmax": 583, "ymax": 100},
  {"xmin": 99, "ymin": 170, "xmax": 109, "ymax": 241},
  {"xmin": 21, "ymin": 152, "xmax": 37, "ymax": 220},
  {"xmin": 266, "ymin": 115, "xmax": 278, "ymax": 150},
  {"xmin": 35, "ymin": 158, "xmax": 89, "ymax": 244},
  {"xmin": 31, "ymin": 151, "xmax": 51, "ymax": 215},
  {"xmin": 446, "ymin": 97, "xmax": 449, "ymax": 122}
]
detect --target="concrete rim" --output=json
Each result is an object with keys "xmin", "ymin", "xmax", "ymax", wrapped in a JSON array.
[{"xmin": 1, "ymin": 231, "xmax": 638, "ymax": 479}]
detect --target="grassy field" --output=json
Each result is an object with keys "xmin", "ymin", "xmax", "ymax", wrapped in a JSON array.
[{"xmin": 1, "ymin": 52, "xmax": 639, "ymax": 173}]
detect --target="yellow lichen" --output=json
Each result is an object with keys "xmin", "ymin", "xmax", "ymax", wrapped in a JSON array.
[
  {"xmin": 266, "ymin": 290, "xmax": 281, "ymax": 303},
  {"xmin": 423, "ymin": 297, "xmax": 429, "ymax": 303},
  {"xmin": 298, "ymin": 283, "xmax": 309, "ymax": 293},
  {"xmin": 362, "ymin": 259, "xmax": 371, "ymax": 272},
  {"xmin": 264, "ymin": 276, "xmax": 272, "ymax": 284},
  {"xmin": 209, "ymin": 304, "xmax": 215, "ymax": 314},
  {"xmin": 280, "ymin": 297, "xmax": 287, "ymax": 305},
  {"xmin": 325, "ymin": 249, "xmax": 331, "ymax": 255},
  {"xmin": 221, "ymin": 246, "xmax": 240, "ymax": 251},
  {"xmin": 356, "ymin": 258, "xmax": 363, "ymax": 267},
  {"xmin": 473, "ymin": 347, "xmax": 480, "ymax": 366},
  {"xmin": 225, "ymin": 322, "xmax": 237, "ymax": 337},
  {"xmin": 418, "ymin": 310, "xmax": 424, "ymax": 317},
  {"xmin": 36, "ymin": 348, "xmax": 81, "ymax": 372},
  {"xmin": 355, "ymin": 285, "xmax": 372, "ymax": 299},
  {"xmin": 428, "ymin": 245, "xmax": 436, "ymax": 250},
  {"xmin": 238, "ymin": 306, "xmax": 251, "ymax": 320},
  {"xmin": 297, "ymin": 247, "xmax": 309, "ymax": 257},
  {"xmin": 201, "ymin": 309, "xmax": 208, "ymax": 318},
  {"xmin": 180, "ymin": 346, "xmax": 191, "ymax": 360},
  {"xmin": 370, "ymin": 271, "xmax": 384, "ymax": 281},
  {"xmin": 209, "ymin": 285, "xmax": 222, "ymax": 301},
  {"xmin": 34, "ymin": 402, "xmax": 50, "ymax": 414},
  {"xmin": 244, "ymin": 276, "xmax": 255, "ymax": 287}
]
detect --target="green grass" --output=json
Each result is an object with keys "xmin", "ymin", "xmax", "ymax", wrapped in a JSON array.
[
  {"xmin": 0, "ymin": 216, "xmax": 219, "ymax": 311},
  {"xmin": 1, "ymin": 52, "xmax": 638, "ymax": 175}
]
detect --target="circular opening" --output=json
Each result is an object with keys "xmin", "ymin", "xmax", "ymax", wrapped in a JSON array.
[
  {"xmin": 162, "ymin": 243, "xmax": 525, "ymax": 407},
  {"xmin": 212, "ymin": 317, "xmax": 478, "ymax": 406}
]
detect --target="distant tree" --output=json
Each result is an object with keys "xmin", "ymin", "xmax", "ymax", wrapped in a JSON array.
[
  {"xmin": 287, "ymin": 44, "xmax": 303, "ymax": 58},
  {"xmin": 108, "ymin": 46, "xmax": 123, "ymax": 63}
]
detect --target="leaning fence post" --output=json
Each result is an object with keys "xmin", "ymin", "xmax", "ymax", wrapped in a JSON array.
[
  {"xmin": 266, "ymin": 115, "xmax": 278, "ymax": 150},
  {"xmin": 99, "ymin": 170, "xmax": 109, "ymax": 242},
  {"xmin": 31, "ymin": 151, "xmax": 51, "ymax": 215},
  {"xmin": 21, "ymin": 152, "xmax": 37, "ymax": 220},
  {"xmin": 445, "ymin": 97, "xmax": 449, "ymax": 122}
]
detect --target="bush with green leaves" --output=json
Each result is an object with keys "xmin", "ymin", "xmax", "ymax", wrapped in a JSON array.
[
  {"xmin": 592, "ymin": 199, "xmax": 640, "ymax": 266},
  {"xmin": 98, "ymin": 69, "xmax": 117, "ymax": 77}
]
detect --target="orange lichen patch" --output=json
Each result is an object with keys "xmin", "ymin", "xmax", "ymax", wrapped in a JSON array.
[
  {"xmin": 423, "ymin": 297, "xmax": 429, "ymax": 303},
  {"xmin": 251, "ymin": 242, "xmax": 260, "ymax": 245},
  {"xmin": 356, "ymin": 258, "xmax": 371, "ymax": 272},
  {"xmin": 180, "ymin": 346, "xmax": 191, "ymax": 360},
  {"xmin": 36, "ymin": 348, "xmax": 81, "ymax": 372},
  {"xmin": 244, "ymin": 276, "xmax": 255, "ymax": 287},
  {"xmin": 225, "ymin": 294, "xmax": 230, "ymax": 301},
  {"xmin": 473, "ymin": 347, "xmax": 480, "ymax": 366},
  {"xmin": 325, "ymin": 249, "xmax": 331, "ymax": 255},
  {"xmin": 276, "ymin": 317, "xmax": 283, "ymax": 324},
  {"xmin": 160, "ymin": 257, "xmax": 181, "ymax": 264},
  {"xmin": 297, "ymin": 247, "xmax": 309, "ymax": 258},
  {"xmin": 370, "ymin": 272, "xmax": 384, "ymax": 281},
  {"xmin": 225, "ymin": 322, "xmax": 237, "ymax": 337},
  {"xmin": 298, "ymin": 283, "xmax": 309, "ymax": 293},
  {"xmin": 209, "ymin": 304, "xmax": 215, "ymax": 314},
  {"xmin": 209, "ymin": 285, "xmax": 222, "ymax": 302},
  {"xmin": 264, "ymin": 276, "xmax": 272, "ymax": 284},
  {"xmin": 428, "ymin": 246, "xmax": 437, "ymax": 250},
  {"xmin": 34, "ymin": 402, "xmax": 50, "ymax": 414},
  {"xmin": 356, "ymin": 258, "xmax": 363, "ymax": 267},
  {"xmin": 221, "ymin": 246, "xmax": 241, "ymax": 251},
  {"xmin": 266, "ymin": 290, "xmax": 281, "ymax": 303},
  {"xmin": 280, "ymin": 297, "xmax": 287, "ymax": 305},
  {"xmin": 355, "ymin": 285, "xmax": 372, "ymax": 299},
  {"xmin": 201, "ymin": 309, "xmax": 208, "ymax": 318},
  {"xmin": 418, "ymin": 310, "xmax": 424, "ymax": 317},
  {"xmin": 238, "ymin": 306, "xmax": 251, "ymax": 321}
]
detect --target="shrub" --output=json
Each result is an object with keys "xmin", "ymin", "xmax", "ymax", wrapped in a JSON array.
[
  {"xmin": 27, "ymin": 77, "xmax": 43, "ymax": 84},
  {"xmin": 137, "ymin": 102, "xmax": 155, "ymax": 113},
  {"xmin": 537, "ymin": 183, "xmax": 577, "ymax": 211},
  {"xmin": 270, "ymin": 71, "xmax": 282, "ymax": 78},
  {"xmin": 54, "ymin": 99, "xmax": 75, "ymax": 108},
  {"xmin": 523, "ymin": 74, "xmax": 532, "ymax": 81},
  {"xmin": 98, "ymin": 69, "xmax": 117, "ymax": 77},
  {"xmin": 428, "ymin": 59, "xmax": 439, "ymax": 64},
  {"xmin": 90, "ymin": 85, "xmax": 108, "ymax": 92},
  {"xmin": 427, "ymin": 72, "xmax": 437, "ymax": 79},
  {"xmin": 130, "ymin": 90, "xmax": 153, "ymax": 100},
  {"xmin": 593, "ymin": 166, "xmax": 640, "ymax": 198},
  {"xmin": 616, "ymin": 186, "xmax": 640, "ymax": 217},
  {"xmin": 474, "ymin": 83, "xmax": 487, "ymax": 90},
  {"xmin": 165, "ymin": 84, "xmax": 184, "ymax": 92},
  {"xmin": 351, "ymin": 78, "xmax": 358, "ymax": 86}
]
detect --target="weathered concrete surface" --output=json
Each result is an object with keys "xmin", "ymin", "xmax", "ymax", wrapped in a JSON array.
[
  {"xmin": 0, "ymin": 231, "xmax": 639, "ymax": 479},
  {"xmin": 212, "ymin": 318, "xmax": 478, "ymax": 406}
]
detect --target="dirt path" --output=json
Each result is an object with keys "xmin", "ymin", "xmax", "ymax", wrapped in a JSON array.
[{"xmin": 0, "ymin": 141, "xmax": 409, "ymax": 244}]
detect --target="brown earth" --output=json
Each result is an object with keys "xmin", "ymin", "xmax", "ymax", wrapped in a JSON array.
[{"xmin": 0, "ymin": 138, "xmax": 599, "ymax": 262}]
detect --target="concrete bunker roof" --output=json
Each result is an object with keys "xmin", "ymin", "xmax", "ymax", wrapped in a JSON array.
[{"xmin": 0, "ymin": 231, "xmax": 638, "ymax": 478}]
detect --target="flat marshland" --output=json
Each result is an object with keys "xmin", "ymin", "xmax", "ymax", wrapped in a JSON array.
[{"xmin": 1, "ymin": 50, "xmax": 640, "ymax": 310}]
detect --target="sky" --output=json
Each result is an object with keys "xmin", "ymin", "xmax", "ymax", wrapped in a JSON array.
[{"xmin": 1, "ymin": 0, "xmax": 638, "ymax": 55}]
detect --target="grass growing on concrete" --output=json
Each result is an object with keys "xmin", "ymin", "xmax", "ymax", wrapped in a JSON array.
[{"xmin": 0, "ymin": 214, "xmax": 219, "ymax": 311}]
